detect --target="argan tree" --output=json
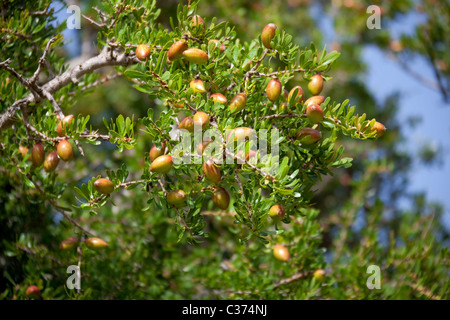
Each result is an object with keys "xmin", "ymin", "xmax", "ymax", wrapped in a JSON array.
[{"xmin": 0, "ymin": 0, "xmax": 448, "ymax": 300}]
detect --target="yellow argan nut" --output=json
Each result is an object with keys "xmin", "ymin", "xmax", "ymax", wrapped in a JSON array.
[
  {"xmin": 372, "ymin": 121, "xmax": 386, "ymax": 138},
  {"xmin": 94, "ymin": 178, "xmax": 114, "ymax": 195},
  {"xmin": 273, "ymin": 244, "xmax": 290, "ymax": 261},
  {"xmin": 167, "ymin": 40, "xmax": 188, "ymax": 62},
  {"xmin": 135, "ymin": 44, "xmax": 151, "ymax": 60},
  {"xmin": 213, "ymin": 187, "xmax": 230, "ymax": 210},
  {"xmin": 149, "ymin": 142, "xmax": 165, "ymax": 162},
  {"xmin": 56, "ymin": 139, "xmax": 73, "ymax": 161},
  {"xmin": 193, "ymin": 111, "xmax": 210, "ymax": 129},
  {"xmin": 308, "ymin": 74, "xmax": 324, "ymax": 95},
  {"xmin": 313, "ymin": 269, "xmax": 326, "ymax": 280},
  {"xmin": 183, "ymin": 48, "xmax": 209, "ymax": 64},
  {"xmin": 229, "ymin": 93, "xmax": 247, "ymax": 113},
  {"xmin": 43, "ymin": 151, "xmax": 60, "ymax": 172},
  {"xmin": 203, "ymin": 159, "xmax": 221, "ymax": 184},
  {"xmin": 31, "ymin": 143, "xmax": 45, "ymax": 167},
  {"xmin": 226, "ymin": 127, "xmax": 254, "ymax": 142},
  {"xmin": 288, "ymin": 86, "xmax": 304, "ymax": 105},
  {"xmin": 266, "ymin": 78, "xmax": 282, "ymax": 102},
  {"xmin": 178, "ymin": 116, "xmax": 195, "ymax": 133},
  {"xmin": 150, "ymin": 155, "xmax": 173, "ymax": 174},
  {"xmin": 295, "ymin": 128, "xmax": 322, "ymax": 144},
  {"xmin": 306, "ymin": 104, "xmax": 324, "ymax": 123},
  {"xmin": 261, "ymin": 23, "xmax": 277, "ymax": 49},
  {"xmin": 269, "ymin": 204, "xmax": 285, "ymax": 221},
  {"xmin": 191, "ymin": 15, "xmax": 206, "ymax": 33},
  {"xmin": 59, "ymin": 236, "xmax": 79, "ymax": 250},
  {"xmin": 190, "ymin": 79, "xmax": 206, "ymax": 93},
  {"xmin": 56, "ymin": 114, "xmax": 74, "ymax": 137},
  {"xmin": 85, "ymin": 237, "xmax": 108, "ymax": 250},
  {"xmin": 166, "ymin": 189, "xmax": 187, "ymax": 208},
  {"xmin": 18, "ymin": 145, "xmax": 29, "ymax": 159},
  {"xmin": 210, "ymin": 93, "xmax": 227, "ymax": 104},
  {"xmin": 305, "ymin": 96, "xmax": 325, "ymax": 107}
]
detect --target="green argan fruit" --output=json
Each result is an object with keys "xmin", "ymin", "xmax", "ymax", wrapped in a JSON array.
[
  {"xmin": 44, "ymin": 151, "xmax": 60, "ymax": 172},
  {"xmin": 273, "ymin": 244, "xmax": 290, "ymax": 261},
  {"xmin": 150, "ymin": 155, "xmax": 173, "ymax": 174},
  {"xmin": 226, "ymin": 127, "xmax": 254, "ymax": 142},
  {"xmin": 288, "ymin": 86, "xmax": 304, "ymax": 105},
  {"xmin": 261, "ymin": 23, "xmax": 277, "ymax": 49},
  {"xmin": 372, "ymin": 121, "xmax": 386, "ymax": 138},
  {"xmin": 56, "ymin": 139, "xmax": 73, "ymax": 161},
  {"xmin": 31, "ymin": 143, "xmax": 45, "ymax": 167},
  {"xmin": 313, "ymin": 269, "xmax": 326, "ymax": 280},
  {"xmin": 25, "ymin": 286, "xmax": 41, "ymax": 299},
  {"xmin": 306, "ymin": 104, "xmax": 324, "ymax": 123},
  {"xmin": 308, "ymin": 74, "xmax": 324, "ymax": 95},
  {"xmin": 94, "ymin": 178, "xmax": 114, "ymax": 194},
  {"xmin": 56, "ymin": 114, "xmax": 74, "ymax": 137},
  {"xmin": 190, "ymin": 79, "xmax": 206, "ymax": 93},
  {"xmin": 135, "ymin": 44, "xmax": 151, "ymax": 60},
  {"xmin": 191, "ymin": 15, "xmax": 206, "ymax": 33},
  {"xmin": 85, "ymin": 237, "xmax": 108, "ymax": 249},
  {"xmin": 193, "ymin": 111, "xmax": 210, "ymax": 129},
  {"xmin": 18, "ymin": 145, "xmax": 29, "ymax": 158},
  {"xmin": 210, "ymin": 93, "xmax": 227, "ymax": 104},
  {"xmin": 167, "ymin": 40, "xmax": 188, "ymax": 62},
  {"xmin": 183, "ymin": 48, "xmax": 209, "ymax": 64},
  {"xmin": 149, "ymin": 142, "xmax": 165, "ymax": 162},
  {"xmin": 305, "ymin": 96, "xmax": 325, "ymax": 107},
  {"xmin": 203, "ymin": 159, "xmax": 221, "ymax": 184},
  {"xmin": 166, "ymin": 189, "xmax": 187, "ymax": 208},
  {"xmin": 266, "ymin": 78, "xmax": 282, "ymax": 102},
  {"xmin": 269, "ymin": 204, "xmax": 285, "ymax": 221},
  {"xmin": 296, "ymin": 128, "xmax": 322, "ymax": 144},
  {"xmin": 59, "ymin": 236, "xmax": 79, "ymax": 250},
  {"xmin": 229, "ymin": 93, "xmax": 247, "ymax": 113},
  {"xmin": 213, "ymin": 187, "xmax": 230, "ymax": 210},
  {"xmin": 178, "ymin": 116, "xmax": 195, "ymax": 132}
]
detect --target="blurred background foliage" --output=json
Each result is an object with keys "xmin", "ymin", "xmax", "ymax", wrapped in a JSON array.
[{"xmin": 0, "ymin": 0, "xmax": 448, "ymax": 299}]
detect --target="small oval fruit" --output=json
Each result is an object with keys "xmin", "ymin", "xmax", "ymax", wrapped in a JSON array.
[
  {"xmin": 56, "ymin": 139, "xmax": 73, "ymax": 161},
  {"xmin": 166, "ymin": 189, "xmax": 187, "ymax": 208},
  {"xmin": 273, "ymin": 244, "xmax": 290, "ymax": 261},
  {"xmin": 18, "ymin": 145, "xmax": 29, "ymax": 158},
  {"xmin": 305, "ymin": 96, "xmax": 325, "ymax": 107},
  {"xmin": 313, "ymin": 269, "xmax": 326, "ymax": 280},
  {"xmin": 59, "ymin": 236, "xmax": 79, "ymax": 250},
  {"xmin": 227, "ymin": 127, "xmax": 254, "ymax": 142},
  {"xmin": 203, "ymin": 159, "xmax": 221, "ymax": 184},
  {"xmin": 149, "ymin": 142, "xmax": 165, "ymax": 162},
  {"xmin": 190, "ymin": 79, "xmax": 206, "ymax": 93},
  {"xmin": 213, "ymin": 187, "xmax": 230, "ymax": 210},
  {"xmin": 261, "ymin": 23, "xmax": 277, "ymax": 49},
  {"xmin": 209, "ymin": 39, "xmax": 226, "ymax": 52},
  {"xmin": 197, "ymin": 139, "xmax": 214, "ymax": 155},
  {"xmin": 183, "ymin": 48, "xmax": 209, "ymax": 64},
  {"xmin": 371, "ymin": 121, "xmax": 386, "ymax": 138},
  {"xmin": 308, "ymin": 74, "xmax": 324, "ymax": 95},
  {"xmin": 31, "ymin": 143, "xmax": 45, "ymax": 167},
  {"xmin": 191, "ymin": 15, "xmax": 206, "ymax": 33},
  {"xmin": 85, "ymin": 237, "xmax": 108, "ymax": 250},
  {"xmin": 135, "ymin": 44, "xmax": 151, "ymax": 60},
  {"xmin": 44, "ymin": 151, "xmax": 60, "ymax": 172},
  {"xmin": 278, "ymin": 102, "xmax": 289, "ymax": 114},
  {"xmin": 266, "ymin": 78, "xmax": 282, "ymax": 102},
  {"xmin": 150, "ymin": 155, "xmax": 173, "ymax": 174},
  {"xmin": 193, "ymin": 111, "xmax": 210, "ymax": 129},
  {"xmin": 296, "ymin": 128, "xmax": 322, "ymax": 144},
  {"xmin": 167, "ymin": 40, "xmax": 188, "ymax": 62},
  {"xmin": 25, "ymin": 286, "xmax": 41, "ymax": 299},
  {"xmin": 269, "ymin": 204, "xmax": 285, "ymax": 221},
  {"xmin": 210, "ymin": 93, "xmax": 227, "ymax": 104},
  {"xmin": 56, "ymin": 114, "xmax": 74, "ymax": 137},
  {"xmin": 94, "ymin": 178, "xmax": 114, "ymax": 195},
  {"xmin": 178, "ymin": 116, "xmax": 195, "ymax": 133},
  {"xmin": 288, "ymin": 86, "xmax": 304, "ymax": 105},
  {"xmin": 229, "ymin": 93, "xmax": 247, "ymax": 113},
  {"xmin": 306, "ymin": 104, "xmax": 324, "ymax": 123},
  {"xmin": 172, "ymin": 102, "xmax": 185, "ymax": 109}
]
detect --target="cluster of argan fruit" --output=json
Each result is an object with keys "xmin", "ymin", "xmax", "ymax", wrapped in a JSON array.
[
  {"xmin": 59, "ymin": 236, "xmax": 108, "ymax": 251},
  {"xmin": 19, "ymin": 115, "xmax": 75, "ymax": 172}
]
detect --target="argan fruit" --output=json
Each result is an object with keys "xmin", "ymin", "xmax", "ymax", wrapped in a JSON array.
[
  {"xmin": 135, "ymin": 44, "xmax": 151, "ymax": 60},
  {"xmin": 25, "ymin": 286, "xmax": 41, "ymax": 299},
  {"xmin": 209, "ymin": 39, "xmax": 225, "ymax": 52},
  {"xmin": 193, "ymin": 111, "xmax": 210, "ymax": 129},
  {"xmin": 371, "ymin": 121, "xmax": 386, "ymax": 138},
  {"xmin": 150, "ymin": 155, "xmax": 173, "ymax": 174},
  {"xmin": 149, "ymin": 142, "xmax": 165, "ymax": 162},
  {"xmin": 18, "ymin": 145, "xmax": 29, "ymax": 158},
  {"xmin": 166, "ymin": 189, "xmax": 187, "ymax": 208},
  {"xmin": 266, "ymin": 78, "xmax": 282, "ymax": 102},
  {"xmin": 296, "ymin": 128, "xmax": 322, "ymax": 144},
  {"xmin": 227, "ymin": 127, "xmax": 254, "ymax": 142},
  {"xmin": 279, "ymin": 102, "xmax": 289, "ymax": 114},
  {"xmin": 178, "ymin": 116, "xmax": 195, "ymax": 133},
  {"xmin": 288, "ymin": 86, "xmax": 304, "ymax": 105},
  {"xmin": 269, "ymin": 204, "xmax": 285, "ymax": 221},
  {"xmin": 172, "ymin": 102, "xmax": 185, "ymax": 109},
  {"xmin": 306, "ymin": 104, "xmax": 324, "ymax": 123},
  {"xmin": 213, "ymin": 187, "xmax": 230, "ymax": 210},
  {"xmin": 56, "ymin": 114, "xmax": 74, "ymax": 137},
  {"xmin": 197, "ymin": 139, "xmax": 213, "ymax": 155},
  {"xmin": 261, "ymin": 23, "xmax": 277, "ymax": 49},
  {"xmin": 190, "ymin": 79, "xmax": 206, "ymax": 93},
  {"xmin": 59, "ymin": 236, "xmax": 79, "ymax": 250},
  {"xmin": 44, "ymin": 151, "xmax": 60, "ymax": 172},
  {"xmin": 229, "ymin": 93, "xmax": 247, "ymax": 113},
  {"xmin": 210, "ymin": 93, "xmax": 227, "ymax": 104},
  {"xmin": 183, "ymin": 48, "xmax": 209, "ymax": 64},
  {"xmin": 236, "ymin": 149, "xmax": 257, "ymax": 161},
  {"xmin": 273, "ymin": 244, "xmax": 290, "ymax": 261},
  {"xmin": 203, "ymin": 159, "xmax": 221, "ymax": 184},
  {"xmin": 313, "ymin": 269, "xmax": 326, "ymax": 280},
  {"xmin": 308, "ymin": 74, "xmax": 324, "ymax": 95},
  {"xmin": 167, "ymin": 40, "xmax": 188, "ymax": 62},
  {"xmin": 191, "ymin": 15, "xmax": 206, "ymax": 33},
  {"xmin": 85, "ymin": 237, "xmax": 108, "ymax": 250},
  {"xmin": 305, "ymin": 96, "xmax": 325, "ymax": 107},
  {"xmin": 31, "ymin": 143, "xmax": 45, "ymax": 167},
  {"xmin": 56, "ymin": 139, "xmax": 73, "ymax": 161},
  {"xmin": 94, "ymin": 178, "xmax": 114, "ymax": 195}
]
